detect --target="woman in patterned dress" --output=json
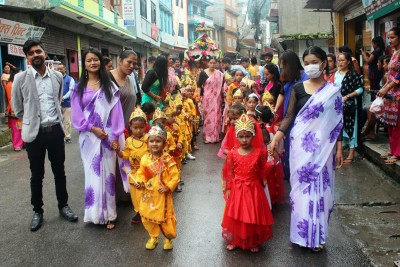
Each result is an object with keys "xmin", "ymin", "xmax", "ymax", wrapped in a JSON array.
[{"xmin": 270, "ymin": 46, "xmax": 344, "ymax": 251}]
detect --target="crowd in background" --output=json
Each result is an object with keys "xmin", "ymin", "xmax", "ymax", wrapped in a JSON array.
[{"xmin": 2, "ymin": 27, "xmax": 399, "ymax": 252}]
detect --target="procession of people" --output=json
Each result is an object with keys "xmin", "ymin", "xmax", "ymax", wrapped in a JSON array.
[{"xmin": 6, "ymin": 25, "xmax": 400, "ymax": 253}]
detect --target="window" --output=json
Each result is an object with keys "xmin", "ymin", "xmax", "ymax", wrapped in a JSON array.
[
  {"xmin": 200, "ymin": 9, "xmax": 205, "ymax": 16},
  {"xmin": 181, "ymin": 0, "xmax": 183, "ymax": 8},
  {"xmin": 228, "ymin": 38, "xmax": 232, "ymax": 47},
  {"xmin": 176, "ymin": 0, "xmax": 179, "ymax": 6},
  {"xmin": 227, "ymin": 16, "xmax": 231, "ymax": 26},
  {"xmin": 233, "ymin": 19, "xmax": 236, "ymax": 29},
  {"xmin": 227, "ymin": 0, "xmax": 231, "ymax": 6},
  {"xmin": 140, "ymin": 0, "xmax": 147, "ymax": 18},
  {"xmin": 178, "ymin": 23, "xmax": 184, "ymax": 37},
  {"xmin": 151, "ymin": 2, "xmax": 156, "ymax": 23},
  {"xmin": 193, "ymin": 6, "xmax": 198, "ymax": 15}
]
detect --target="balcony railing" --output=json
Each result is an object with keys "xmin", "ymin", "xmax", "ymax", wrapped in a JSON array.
[
  {"xmin": 188, "ymin": 11, "xmax": 213, "ymax": 20},
  {"xmin": 141, "ymin": 17, "xmax": 152, "ymax": 37}
]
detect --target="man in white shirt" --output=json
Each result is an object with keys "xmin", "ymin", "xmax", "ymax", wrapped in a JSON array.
[{"xmin": 12, "ymin": 39, "xmax": 78, "ymax": 231}]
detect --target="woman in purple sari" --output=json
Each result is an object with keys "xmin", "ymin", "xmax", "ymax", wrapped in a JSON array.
[
  {"xmin": 71, "ymin": 49, "xmax": 130, "ymax": 230},
  {"xmin": 270, "ymin": 47, "xmax": 344, "ymax": 251}
]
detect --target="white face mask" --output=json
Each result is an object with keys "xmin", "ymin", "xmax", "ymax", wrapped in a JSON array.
[{"xmin": 304, "ymin": 62, "xmax": 323, "ymax": 78}]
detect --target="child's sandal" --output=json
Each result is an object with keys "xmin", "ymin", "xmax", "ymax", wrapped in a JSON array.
[
  {"xmin": 226, "ymin": 244, "xmax": 236, "ymax": 251},
  {"xmin": 250, "ymin": 246, "xmax": 260, "ymax": 253}
]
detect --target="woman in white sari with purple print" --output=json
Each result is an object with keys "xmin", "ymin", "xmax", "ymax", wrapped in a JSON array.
[
  {"xmin": 270, "ymin": 47, "xmax": 344, "ymax": 252},
  {"xmin": 72, "ymin": 49, "xmax": 130, "ymax": 230}
]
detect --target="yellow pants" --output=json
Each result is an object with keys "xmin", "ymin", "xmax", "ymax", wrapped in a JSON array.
[
  {"xmin": 130, "ymin": 185, "xmax": 142, "ymax": 213},
  {"xmin": 142, "ymin": 217, "xmax": 177, "ymax": 239}
]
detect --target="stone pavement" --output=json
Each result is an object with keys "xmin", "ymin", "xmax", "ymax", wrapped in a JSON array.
[{"xmin": 0, "ymin": 132, "xmax": 370, "ymax": 267}]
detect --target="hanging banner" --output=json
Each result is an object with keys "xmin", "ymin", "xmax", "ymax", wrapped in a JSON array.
[
  {"xmin": 0, "ymin": 18, "xmax": 45, "ymax": 45},
  {"xmin": 122, "ymin": 0, "xmax": 135, "ymax": 26},
  {"xmin": 363, "ymin": 0, "xmax": 400, "ymax": 21}
]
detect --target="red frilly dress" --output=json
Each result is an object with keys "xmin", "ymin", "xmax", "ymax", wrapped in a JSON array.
[{"xmin": 221, "ymin": 147, "xmax": 274, "ymax": 249}]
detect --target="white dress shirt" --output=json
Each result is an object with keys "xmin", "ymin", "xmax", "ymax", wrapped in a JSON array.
[{"xmin": 31, "ymin": 67, "xmax": 59, "ymax": 126}]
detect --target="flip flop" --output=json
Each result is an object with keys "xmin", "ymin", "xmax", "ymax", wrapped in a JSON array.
[
  {"xmin": 385, "ymin": 157, "xmax": 399, "ymax": 165},
  {"xmin": 380, "ymin": 153, "xmax": 393, "ymax": 159},
  {"xmin": 106, "ymin": 220, "xmax": 116, "ymax": 230},
  {"xmin": 343, "ymin": 158, "xmax": 354, "ymax": 164},
  {"xmin": 311, "ymin": 245, "xmax": 324, "ymax": 252}
]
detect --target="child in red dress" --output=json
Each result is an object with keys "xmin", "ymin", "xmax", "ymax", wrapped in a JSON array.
[
  {"xmin": 256, "ymin": 105, "xmax": 286, "ymax": 205},
  {"xmin": 221, "ymin": 114, "xmax": 274, "ymax": 252}
]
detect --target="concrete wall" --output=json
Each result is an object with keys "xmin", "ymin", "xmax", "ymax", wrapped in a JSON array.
[
  {"xmin": 4, "ymin": 0, "xmax": 48, "ymax": 9},
  {"xmin": 279, "ymin": 0, "xmax": 331, "ymax": 35}
]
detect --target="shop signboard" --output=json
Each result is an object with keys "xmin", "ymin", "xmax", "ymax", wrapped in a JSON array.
[
  {"xmin": 7, "ymin": 44, "xmax": 25, "ymax": 57},
  {"xmin": 123, "ymin": 0, "xmax": 135, "ymax": 26},
  {"xmin": 363, "ymin": 0, "xmax": 400, "ymax": 21},
  {"xmin": 0, "ymin": 18, "xmax": 45, "ymax": 45}
]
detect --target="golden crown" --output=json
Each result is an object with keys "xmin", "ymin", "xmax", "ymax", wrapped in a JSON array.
[
  {"xmin": 241, "ymin": 76, "xmax": 255, "ymax": 88},
  {"xmin": 148, "ymin": 125, "xmax": 167, "ymax": 140},
  {"xmin": 234, "ymin": 114, "xmax": 255, "ymax": 136},
  {"xmin": 171, "ymin": 95, "xmax": 183, "ymax": 108},
  {"xmin": 164, "ymin": 106, "xmax": 174, "ymax": 116},
  {"xmin": 261, "ymin": 91, "xmax": 274, "ymax": 105},
  {"xmin": 165, "ymin": 92, "xmax": 172, "ymax": 102},
  {"xmin": 129, "ymin": 107, "xmax": 147, "ymax": 122},
  {"xmin": 233, "ymin": 89, "xmax": 243, "ymax": 98},
  {"xmin": 152, "ymin": 107, "xmax": 166, "ymax": 121}
]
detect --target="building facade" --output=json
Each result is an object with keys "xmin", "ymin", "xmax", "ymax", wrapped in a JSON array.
[
  {"xmin": 207, "ymin": 0, "xmax": 239, "ymax": 54},
  {"xmin": 172, "ymin": 0, "xmax": 189, "ymax": 54},
  {"xmin": 271, "ymin": 0, "xmax": 332, "ymax": 56},
  {"xmin": 187, "ymin": 0, "xmax": 214, "ymax": 44}
]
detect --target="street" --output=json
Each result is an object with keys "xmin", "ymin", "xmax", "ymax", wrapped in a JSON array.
[{"xmin": 1, "ymin": 131, "xmax": 399, "ymax": 267}]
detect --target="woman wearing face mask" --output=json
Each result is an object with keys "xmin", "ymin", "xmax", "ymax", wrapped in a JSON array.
[
  {"xmin": 270, "ymin": 46, "xmax": 344, "ymax": 252},
  {"xmin": 334, "ymin": 52, "xmax": 364, "ymax": 164}
]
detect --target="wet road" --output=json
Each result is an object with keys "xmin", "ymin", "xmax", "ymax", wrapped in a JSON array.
[{"xmin": 0, "ymin": 132, "xmax": 384, "ymax": 266}]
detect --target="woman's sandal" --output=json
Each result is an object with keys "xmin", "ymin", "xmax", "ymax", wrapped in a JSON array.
[
  {"xmin": 106, "ymin": 220, "xmax": 116, "ymax": 230},
  {"xmin": 250, "ymin": 246, "xmax": 260, "ymax": 253},
  {"xmin": 193, "ymin": 143, "xmax": 199, "ymax": 150},
  {"xmin": 311, "ymin": 245, "xmax": 324, "ymax": 252},
  {"xmin": 385, "ymin": 156, "xmax": 399, "ymax": 165},
  {"xmin": 226, "ymin": 244, "xmax": 236, "ymax": 251},
  {"xmin": 380, "ymin": 153, "xmax": 393, "ymax": 159},
  {"xmin": 343, "ymin": 158, "xmax": 354, "ymax": 164}
]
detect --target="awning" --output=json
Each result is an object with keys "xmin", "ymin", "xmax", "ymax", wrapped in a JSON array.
[
  {"xmin": 49, "ymin": 1, "xmax": 135, "ymax": 41},
  {"xmin": 304, "ymin": 0, "xmax": 333, "ymax": 10}
]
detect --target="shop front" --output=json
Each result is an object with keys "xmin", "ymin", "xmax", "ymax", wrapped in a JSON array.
[
  {"xmin": 363, "ymin": 0, "xmax": 400, "ymax": 55},
  {"xmin": 0, "ymin": 17, "xmax": 45, "ymax": 112}
]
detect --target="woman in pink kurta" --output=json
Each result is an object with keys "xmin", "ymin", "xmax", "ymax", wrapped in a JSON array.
[{"xmin": 197, "ymin": 57, "xmax": 224, "ymax": 143}]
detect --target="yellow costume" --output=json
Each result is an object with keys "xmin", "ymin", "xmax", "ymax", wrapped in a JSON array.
[
  {"xmin": 120, "ymin": 107, "xmax": 149, "ymax": 213},
  {"xmin": 153, "ymin": 108, "xmax": 177, "ymax": 154},
  {"xmin": 165, "ymin": 107, "xmax": 184, "ymax": 170},
  {"xmin": 121, "ymin": 134, "xmax": 148, "ymax": 212},
  {"xmin": 137, "ymin": 152, "xmax": 180, "ymax": 239}
]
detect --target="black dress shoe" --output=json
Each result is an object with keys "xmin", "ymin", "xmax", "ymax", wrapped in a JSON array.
[
  {"xmin": 30, "ymin": 213, "xmax": 43, "ymax": 232},
  {"xmin": 60, "ymin": 206, "xmax": 78, "ymax": 222}
]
